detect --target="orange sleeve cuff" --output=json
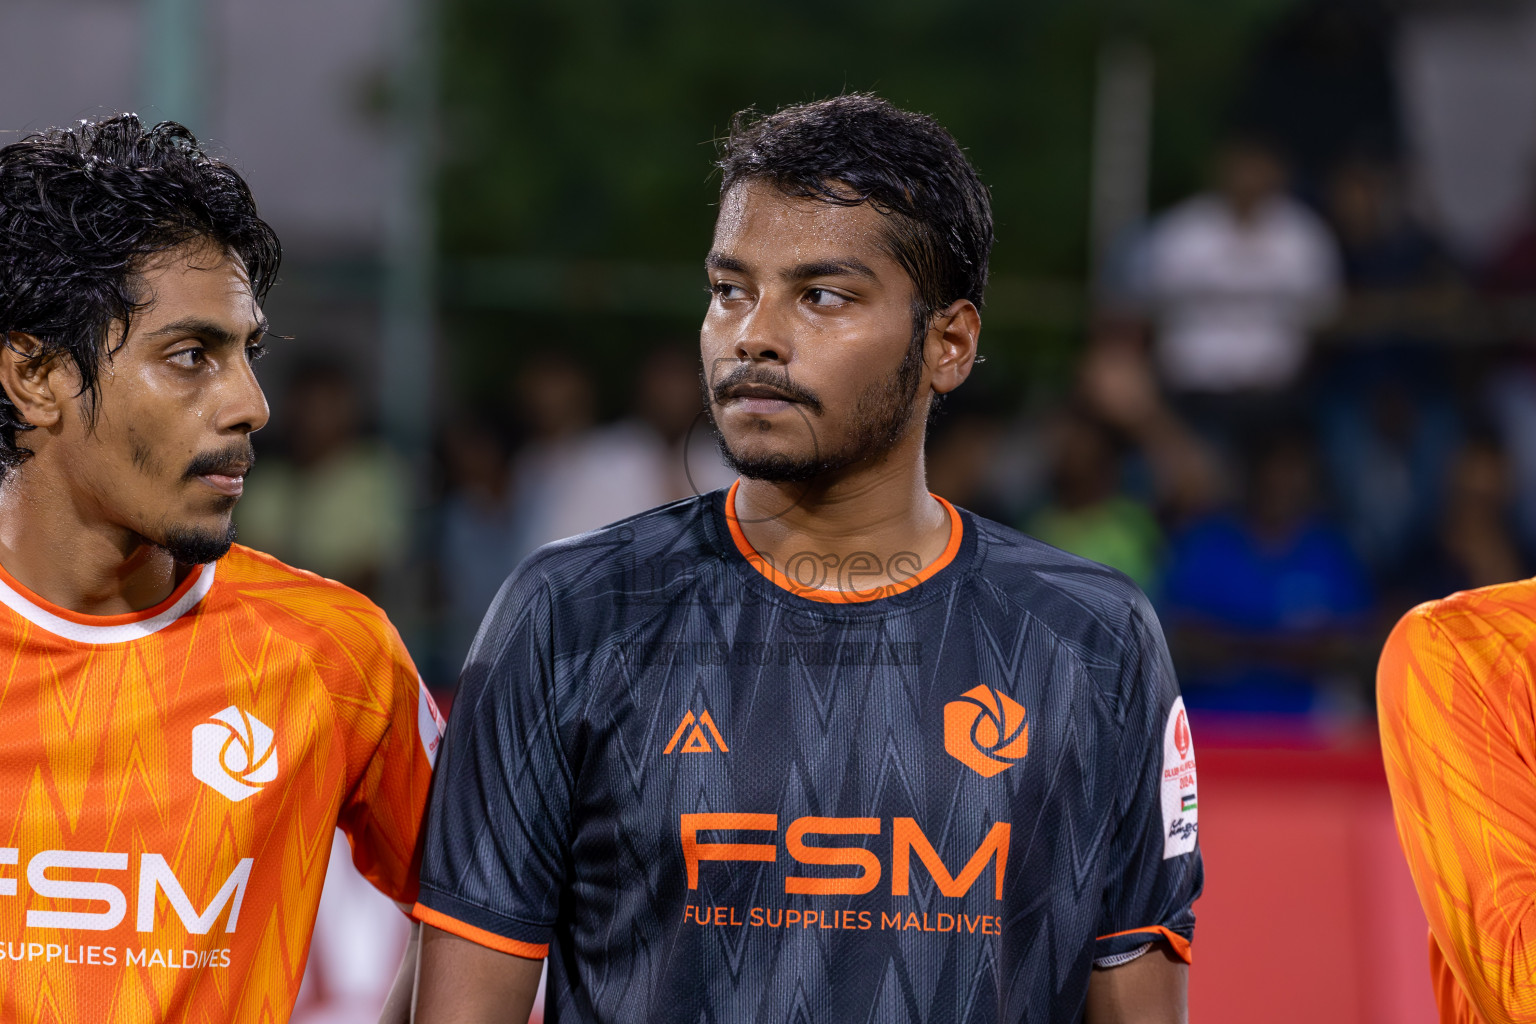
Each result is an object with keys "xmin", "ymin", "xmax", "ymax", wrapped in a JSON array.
[
  {"xmin": 412, "ymin": 902, "xmax": 549, "ymax": 959},
  {"xmin": 1096, "ymin": 925, "xmax": 1193, "ymax": 965}
]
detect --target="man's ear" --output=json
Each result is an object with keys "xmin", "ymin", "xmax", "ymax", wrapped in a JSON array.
[
  {"xmin": 926, "ymin": 300, "xmax": 981, "ymax": 396},
  {"xmin": 0, "ymin": 333, "xmax": 65, "ymax": 429}
]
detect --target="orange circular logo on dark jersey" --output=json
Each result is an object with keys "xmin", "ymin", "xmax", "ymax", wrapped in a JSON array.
[{"xmin": 944, "ymin": 685, "xmax": 1030, "ymax": 778}]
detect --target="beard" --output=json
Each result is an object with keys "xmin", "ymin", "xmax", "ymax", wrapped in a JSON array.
[
  {"xmin": 155, "ymin": 521, "xmax": 238, "ymax": 565},
  {"xmin": 709, "ymin": 330, "xmax": 927, "ymax": 484},
  {"xmin": 146, "ymin": 440, "xmax": 253, "ymax": 564}
]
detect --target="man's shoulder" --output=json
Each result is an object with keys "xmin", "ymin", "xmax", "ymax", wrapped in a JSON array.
[
  {"xmin": 1390, "ymin": 577, "xmax": 1536, "ymax": 655},
  {"xmin": 507, "ymin": 492, "xmax": 719, "ymax": 601},
  {"xmin": 459, "ymin": 494, "xmax": 719, "ymax": 679},
  {"xmin": 479, "ymin": 491, "xmax": 718, "ymax": 635},
  {"xmin": 213, "ymin": 544, "xmax": 399, "ymax": 642},
  {"xmin": 1380, "ymin": 580, "xmax": 1536, "ymax": 752},
  {"xmin": 967, "ymin": 510, "xmax": 1156, "ymax": 650}
]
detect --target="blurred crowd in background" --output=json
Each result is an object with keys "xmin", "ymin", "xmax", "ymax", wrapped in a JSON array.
[
  {"xmin": 9, "ymin": 0, "xmax": 1535, "ymax": 1017},
  {"xmin": 217, "ymin": 0, "xmax": 1536, "ymax": 725},
  {"xmin": 237, "ymin": 126, "xmax": 1536, "ymax": 720},
  {"xmin": 234, "ymin": 345, "xmax": 736, "ymax": 688}
]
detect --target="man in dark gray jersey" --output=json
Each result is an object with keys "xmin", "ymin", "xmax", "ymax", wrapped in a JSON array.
[{"xmin": 412, "ymin": 94, "xmax": 1202, "ymax": 1023}]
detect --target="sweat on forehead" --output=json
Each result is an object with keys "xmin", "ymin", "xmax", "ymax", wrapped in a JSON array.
[{"xmin": 714, "ymin": 181, "xmax": 896, "ymax": 253}]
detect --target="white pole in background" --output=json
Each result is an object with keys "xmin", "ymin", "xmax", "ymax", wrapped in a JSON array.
[{"xmin": 1089, "ymin": 38, "xmax": 1154, "ymax": 296}]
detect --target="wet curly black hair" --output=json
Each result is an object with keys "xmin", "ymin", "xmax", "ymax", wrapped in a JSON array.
[
  {"xmin": 717, "ymin": 93, "xmax": 994, "ymax": 332},
  {"xmin": 0, "ymin": 114, "xmax": 281, "ymax": 477}
]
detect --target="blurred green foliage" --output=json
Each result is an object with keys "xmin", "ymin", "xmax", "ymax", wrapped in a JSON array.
[{"xmin": 437, "ymin": 0, "xmax": 1294, "ymax": 407}]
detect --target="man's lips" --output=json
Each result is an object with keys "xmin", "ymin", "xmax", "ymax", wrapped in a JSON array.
[
  {"xmin": 719, "ymin": 384, "xmax": 800, "ymax": 414},
  {"xmin": 710, "ymin": 368, "xmax": 823, "ymax": 415},
  {"xmin": 195, "ymin": 465, "xmax": 249, "ymax": 497}
]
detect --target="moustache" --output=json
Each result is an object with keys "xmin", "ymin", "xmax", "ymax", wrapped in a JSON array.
[
  {"xmin": 710, "ymin": 366, "xmax": 823, "ymax": 415},
  {"xmin": 184, "ymin": 443, "xmax": 255, "ymax": 480}
]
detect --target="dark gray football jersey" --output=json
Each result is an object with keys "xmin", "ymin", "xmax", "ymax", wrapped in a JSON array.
[{"xmin": 416, "ymin": 485, "xmax": 1202, "ymax": 1023}]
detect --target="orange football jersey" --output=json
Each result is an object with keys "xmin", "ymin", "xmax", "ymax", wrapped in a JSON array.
[
  {"xmin": 0, "ymin": 544, "xmax": 442, "ymax": 1023},
  {"xmin": 1379, "ymin": 579, "xmax": 1536, "ymax": 1024}
]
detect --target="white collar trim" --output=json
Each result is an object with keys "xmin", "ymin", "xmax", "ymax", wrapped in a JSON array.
[{"xmin": 0, "ymin": 563, "xmax": 217, "ymax": 644}]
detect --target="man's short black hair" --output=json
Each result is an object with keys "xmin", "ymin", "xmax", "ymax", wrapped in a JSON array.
[
  {"xmin": 0, "ymin": 114, "xmax": 282, "ymax": 476},
  {"xmin": 716, "ymin": 93, "xmax": 994, "ymax": 326}
]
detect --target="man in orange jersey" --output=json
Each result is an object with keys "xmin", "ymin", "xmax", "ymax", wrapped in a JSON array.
[
  {"xmin": 1380, "ymin": 588, "xmax": 1536, "ymax": 1023},
  {"xmin": 0, "ymin": 115, "xmax": 441, "ymax": 1022}
]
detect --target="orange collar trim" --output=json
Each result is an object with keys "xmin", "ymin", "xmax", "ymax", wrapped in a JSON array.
[
  {"xmin": 724, "ymin": 480, "xmax": 963, "ymax": 604},
  {"xmin": 0, "ymin": 558, "xmax": 214, "ymax": 643}
]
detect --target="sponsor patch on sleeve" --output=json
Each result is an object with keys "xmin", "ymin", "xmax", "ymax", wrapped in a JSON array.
[
  {"xmin": 418, "ymin": 679, "xmax": 446, "ymax": 766},
  {"xmin": 1160, "ymin": 697, "xmax": 1198, "ymax": 859}
]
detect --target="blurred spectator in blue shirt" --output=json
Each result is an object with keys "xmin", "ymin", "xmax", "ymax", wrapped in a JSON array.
[{"xmin": 1163, "ymin": 429, "xmax": 1374, "ymax": 715}]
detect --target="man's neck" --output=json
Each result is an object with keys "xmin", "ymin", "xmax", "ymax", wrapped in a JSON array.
[
  {"xmin": 0, "ymin": 464, "xmax": 183, "ymax": 616},
  {"xmin": 733, "ymin": 442, "xmax": 951, "ymax": 594}
]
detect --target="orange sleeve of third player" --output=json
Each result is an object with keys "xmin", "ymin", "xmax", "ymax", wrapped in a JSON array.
[{"xmin": 1379, "ymin": 596, "xmax": 1536, "ymax": 1024}]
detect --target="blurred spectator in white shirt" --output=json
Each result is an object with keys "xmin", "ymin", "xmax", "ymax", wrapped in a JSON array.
[
  {"xmin": 1140, "ymin": 138, "xmax": 1341, "ymax": 394},
  {"xmin": 508, "ymin": 351, "xmax": 732, "ymax": 562},
  {"xmin": 508, "ymin": 355, "xmax": 658, "ymax": 559}
]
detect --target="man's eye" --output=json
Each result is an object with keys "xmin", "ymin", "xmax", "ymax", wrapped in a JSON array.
[
  {"xmin": 713, "ymin": 281, "xmax": 746, "ymax": 301},
  {"xmin": 805, "ymin": 287, "xmax": 848, "ymax": 307},
  {"xmin": 246, "ymin": 342, "xmax": 268, "ymax": 363},
  {"xmin": 170, "ymin": 348, "xmax": 206, "ymax": 368}
]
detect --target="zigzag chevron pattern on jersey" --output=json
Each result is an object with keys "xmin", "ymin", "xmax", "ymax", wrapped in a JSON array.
[{"xmin": 0, "ymin": 546, "xmax": 437, "ymax": 1023}]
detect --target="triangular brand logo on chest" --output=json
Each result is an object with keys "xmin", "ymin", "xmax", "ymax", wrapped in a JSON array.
[{"xmin": 663, "ymin": 709, "xmax": 729, "ymax": 754}]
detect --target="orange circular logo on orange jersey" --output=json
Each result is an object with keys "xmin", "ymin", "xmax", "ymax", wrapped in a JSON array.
[{"xmin": 944, "ymin": 685, "xmax": 1030, "ymax": 778}]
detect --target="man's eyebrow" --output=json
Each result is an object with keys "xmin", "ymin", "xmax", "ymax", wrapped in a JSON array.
[
  {"xmin": 705, "ymin": 253, "xmax": 878, "ymax": 282},
  {"xmin": 144, "ymin": 315, "xmax": 269, "ymax": 346},
  {"xmin": 784, "ymin": 258, "xmax": 877, "ymax": 282},
  {"xmin": 706, "ymin": 252, "xmax": 749, "ymax": 273}
]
